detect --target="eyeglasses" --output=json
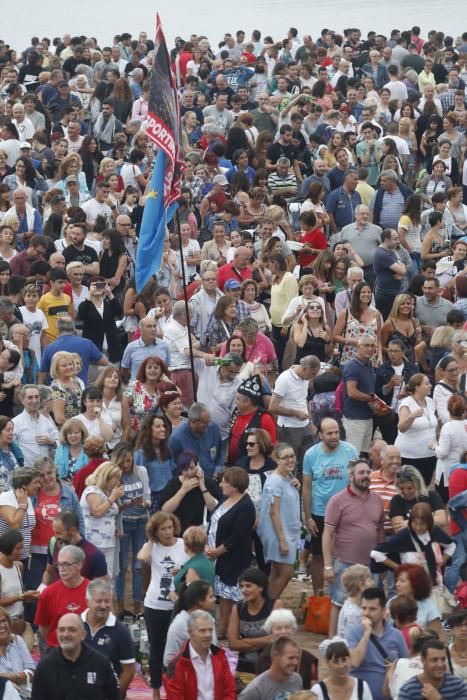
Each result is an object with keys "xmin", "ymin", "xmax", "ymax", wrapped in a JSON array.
[
  {"xmin": 279, "ymin": 454, "xmax": 296, "ymax": 461},
  {"xmin": 57, "ymin": 561, "xmax": 78, "ymax": 569},
  {"xmin": 246, "ymin": 442, "xmax": 257, "ymax": 447}
]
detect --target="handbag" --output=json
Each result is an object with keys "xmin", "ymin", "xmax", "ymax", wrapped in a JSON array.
[
  {"xmin": 409, "ymin": 534, "xmax": 457, "ymax": 617},
  {"xmin": 332, "ymin": 309, "xmax": 348, "ymax": 367},
  {"xmin": 303, "ymin": 594, "xmax": 331, "ymax": 635}
]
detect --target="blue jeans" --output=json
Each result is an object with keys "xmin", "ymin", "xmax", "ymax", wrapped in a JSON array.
[
  {"xmin": 115, "ymin": 517, "xmax": 147, "ymax": 603},
  {"xmin": 445, "ymin": 531, "xmax": 467, "ymax": 592},
  {"xmin": 409, "ymin": 251, "xmax": 421, "ymax": 277}
]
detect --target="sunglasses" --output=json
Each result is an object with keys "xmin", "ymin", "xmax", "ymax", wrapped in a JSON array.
[{"xmin": 246, "ymin": 442, "xmax": 256, "ymax": 447}]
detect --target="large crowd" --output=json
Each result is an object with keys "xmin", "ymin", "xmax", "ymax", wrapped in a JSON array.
[{"xmin": 0, "ymin": 19, "xmax": 466, "ymax": 700}]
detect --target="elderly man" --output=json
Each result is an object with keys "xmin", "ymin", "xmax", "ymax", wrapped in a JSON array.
[
  {"xmin": 39, "ymin": 317, "xmax": 108, "ymax": 384},
  {"xmin": 370, "ymin": 169, "xmax": 412, "ymax": 230},
  {"xmin": 342, "ymin": 334, "xmax": 378, "ymax": 455},
  {"xmin": 12, "ymin": 103, "xmax": 35, "ymax": 141},
  {"xmin": 121, "ymin": 316, "xmax": 171, "ymax": 382},
  {"xmin": 164, "ymin": 610, "xmax": 236, "ymax": 699},
  {"xmin": 269, "ymin": 356, "xmax": 320, "ymax": 471},
  {"xmin": 217, "ymin": 245, "xmax": 253, "ymax": 291},
  {"xmin": 169, "ymin": 403, "xmax": 223, "ymax": 478},
  {"xmin": 82, "ymin": 580, "xmax": 135, "ymax": 697},
  {"xmin": 197, "ymin": 352, "xmax": 243, "ymax": 444},
  {"xmin": 31, "ymin": 613, "xmax": 119, "ymax": 700},
  {"xmin": 190, "ymin": 269, "xmax": 223, "ymax": 346},
  {"xmin": 35, "ymin": 545, "xmax": 89, "ymax": 648},
  {"xmin": 12, "ymin": 384, "xmax": 59, "ymax": 466},
  {"xmin": 334, "ymin": 267, "xmax": 365, "ymax": 315},
  {"xmin": 267, "ymin": 157, "xmax": 298, "ymax": 198},
  {"xmin": 5, "ymin": 189, "xmax": 43, "ymax": 234},
  {"xmin": 338, "ymin": 205, "xmax": 382, "ymax": 286},
  {"xmin": 163, "ymin": 301, "xmax": 214, "ymax": 407}
]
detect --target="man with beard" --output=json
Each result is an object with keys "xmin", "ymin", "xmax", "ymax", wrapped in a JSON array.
[{"xmin": 322, "ymin": 459, "xmax": 385, "ymax": 635}]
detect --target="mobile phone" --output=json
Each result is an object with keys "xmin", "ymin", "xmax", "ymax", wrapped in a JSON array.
[{"xmin": 95, "ymin": 282, "xmax": 106, "ymax": 289}]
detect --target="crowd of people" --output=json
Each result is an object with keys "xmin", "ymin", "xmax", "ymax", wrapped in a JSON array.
[{"xmin": 0, "ymin": 18, "xmax": 466, "ymax": 700}]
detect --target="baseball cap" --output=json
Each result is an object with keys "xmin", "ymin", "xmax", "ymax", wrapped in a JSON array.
[
  {"xmin": 224, "ymin": 278, "xmax": 241, "ymax": 290},
  {"xmin": 19, "ymin": 141, "xmax": 31, "ymax": 149},
  {"xmin": 65, "ymin": 175, "xmax": 78, "ymax": 184}
]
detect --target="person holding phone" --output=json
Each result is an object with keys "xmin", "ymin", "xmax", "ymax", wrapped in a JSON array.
[{"xmin": 77, "ymin": 276, "xmax": 123, "ymax": 364}]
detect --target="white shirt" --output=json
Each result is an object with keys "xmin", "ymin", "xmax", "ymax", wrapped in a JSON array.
[
  {"xmin": 196, "ymin": 363, "xmax": 243, "ymax": 439},
  {"xmin": 281, "ymin": 294, "xmax": 325, "ymax": 325},
  {"xmin": 174, "ymin": 239, "xmax": 200, "ymax": 283},
  {"xmin": 19, "ymin": 305, "xmax": 48, "ymax": 363},
  {"xmin": 75, "ymin": 412, "xmax": 112, "ymax": 438},
  {"xmin": 81, "ymin": 198, "xmax": 113, "ymax": 226},
  {"xmin": 189, "ymin": 643, "xmax": 214, "ymax": 700},
  {"xmin": 65, "ymin": 134, "xmax": 84, "ymax": 153},
  {"xmin": 12, "ymin": 117, "xmax": 35, "ymax": 140},
  {"xmin": 12, "ymin": 410, "xmax": 59, "ymax": 468},
  {"xmin": 121, "ymin": 162, "xmax": 142, "ymax": 189},
  {"xmin": 163, "ymin": 318, "xmax": 192, "ymax": 370},
  {"xmin": 395, "ymin": 396, "xmax": 437, "ymax": 458},
  {"xmin": 273, "ymin": 366, "xmax": 310, "ymax": 428},
  {"xmin": 383, "ymin": 80, "xmax": 408, "ymax": 103},
  {"xmin": 379, "ymin": 134, "xmax": 410, "ymax": 157}
]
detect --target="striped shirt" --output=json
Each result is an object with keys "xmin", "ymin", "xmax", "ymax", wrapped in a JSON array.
[
  {"xmin": 369, "ymin": 470, "xmax": 398, "ymax": 533},
  {"xmin": 398, "ymin": 673, "xmax": 467, "ymax": 700},
  {"xmin": 267, "ymin": 171, "xmax": 297, "ymax": 193},
  {"xmin": 0, "ymin": 635, "xmax": 35, "ymax": 676}
]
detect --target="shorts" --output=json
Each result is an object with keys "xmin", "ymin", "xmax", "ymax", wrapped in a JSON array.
[
  {"xmin": 329, "ymin": 558, "xmax": 351, "ymax": 607},
  {"xmin": 304, "ymin": 514, "xmax": 325, "ymax": 555},
  {"xmin": 342, "ymin": 417, "xmax": 373, "ymax": 454}
]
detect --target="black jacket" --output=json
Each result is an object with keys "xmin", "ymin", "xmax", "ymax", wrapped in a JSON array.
[
  {"xmin": 375, "ymin": 360, "xmax": 419, "ymax": 406},
  {"xmin": 78, "ymin": 297, "xmax": 122, "ymax": 363},
  {"xmin": 31, "ymin": 643, "xmax": 119, "ymax": 700},
  {"xmin": 213, "ymin": 494, "xmax": 256, "ymax": 586}
]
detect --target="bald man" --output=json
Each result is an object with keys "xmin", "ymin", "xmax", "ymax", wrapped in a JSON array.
[
  {"xmin": 217, "ymin": 245, "xmax": 253, "ymax": 291},
  {"xmin": 31, "ymin": 612, "xmax": 119, "ymax": 700}
]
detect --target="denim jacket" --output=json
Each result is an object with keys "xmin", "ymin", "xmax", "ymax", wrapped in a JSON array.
[{"xmin": 31, "ymin": 482, "xmax": 85, "ymax": 535}]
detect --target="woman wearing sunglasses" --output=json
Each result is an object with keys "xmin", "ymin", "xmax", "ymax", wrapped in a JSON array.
[{"xmin": 292, "ymin": 301, "xmax": 332, "ymax": 362}]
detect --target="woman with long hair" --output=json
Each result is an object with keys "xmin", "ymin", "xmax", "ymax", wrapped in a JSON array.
[
  {"xmin": 208, "ymin": 295, "xmax": 239, "ymax": 353},
  {"xmin": 398, "ymin": 194, "xmax": 423, "ymax": 274},
  {"xmin": 0, "ymin": 261, "xmax": 11, "ymax": 296},
  {"xmin": 292, "ymin": 300, "xmax": 332, "ymax": 362},
  {"xmin": 98, "ymin": 228, "xmax": 128, "ymax": 301},
  {"xmin": 78, "ymin": 135, "xmax": 104, "ymax": 192},
  {"xmin": 253, "ymin": 132, "xmax": 274, "ymax": 171},
  {"xmin": 432, "ymin": 354, "xmax": 461, "ymax": 426},
  {"xmin": 380, "ymin": 293, "xmax": 422, "ymax": 362},
  {"xmin": 94, "ymin": 366, "xmax": 127, "ymax": 451},
  {"xmin": 108, "ymin": 78, "xmax": 133, "ymax": 123},
  {"xmin": 333, "ymin": 281, "xmax": 383, "ymax": 365},
  {"xmin": 269, "ymin": 253, "xmax": 299, "ymax": 369},
  {"xmin": 421, "ymin": 211, "xmax": 450, "ymax": 263},
  {"xmin": 112, "ymin": 442, "xmax": 150, "ymax": 615},
  {"xmin": 134, "ymin": 415, "xmax": 173, "ymax": 514},
  {"xmin": 240, "ymin": 280, "xmax": 272, "ymax": 335},
  {"xmin": 300, "ymin": 181, "xmax": 331, "ymax": 228},
  {"xmin": 3, "ymin": 157, "xmax": 40, "ymax": 208}
]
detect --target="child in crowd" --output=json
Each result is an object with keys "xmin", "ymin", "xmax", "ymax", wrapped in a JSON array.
[{"xmin": 337, "ymin": 564, "xmax": 374, "ymax": 638}]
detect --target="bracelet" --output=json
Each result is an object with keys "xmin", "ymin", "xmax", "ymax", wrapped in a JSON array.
[
  {"xmin": 324, "ymin": 566, "xmax": 333, "ymax": 570},
  {"xmin": 17, "ymin": 505, "xmax": 27, "ymax": 512},
  {"xmin": 201, "ymin": 490, "xmax": 208, "ymax": 495}
]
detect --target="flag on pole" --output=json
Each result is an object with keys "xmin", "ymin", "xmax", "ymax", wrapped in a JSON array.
[{"xmin": 135, "ymin": 14, "xmax": 183, "ymax": 292}]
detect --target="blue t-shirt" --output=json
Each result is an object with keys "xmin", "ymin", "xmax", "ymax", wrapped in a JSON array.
[
  {"xmin": 343, "ymin": 358, "xmax": 375, "ymax": 419},
  {"xmin": 303, "ymin": 441, "xmax": 358, "ymax": 516},
  {"xmin": 40, "ymin": 335, "xmax": 102, "ymax": 383},
  {"xmin": 133, "ymin": 450, "xmax": 173, "ymax": 493},
  {"xmin": 326, "ymin": 187, "xmax": 362, "ymax": 231},
  {"xmin": 373, "ymin": 246, "xmax": 403, "ymax": 296},
  {"xmin": 346, "ymin": 622, "xmax": 408, "ymax": 700}
]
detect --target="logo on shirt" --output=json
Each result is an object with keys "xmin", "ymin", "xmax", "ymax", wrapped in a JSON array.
[{"xmin": 323, "ymin": 465, "xmax": 344, "ymax": 480}]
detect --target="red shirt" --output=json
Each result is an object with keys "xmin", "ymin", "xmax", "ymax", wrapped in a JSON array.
[
  {"xmin": 72, "ymin": 458, "xmax": 106, "ymax": 499},
  {"xmin": 229, "ymin": 409, "xmax": 277, "ymax": 463},
  {"xmin": 31, "ymin": 491, "xmax": 60, "ymax": 548},
  {"xmin": 35, "ymin": 577, "xmax": 89, "ymax": 646},
  {"xmin": 299, "ymin": 228, "xmax": 328, "ymax": 267},
  {"xmin": 217, "ymin": 263, "xmax": 252, "ymax": 292}
]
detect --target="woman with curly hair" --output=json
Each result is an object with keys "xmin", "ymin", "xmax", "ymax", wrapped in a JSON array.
[
  {"xmin": 134, "ymin": 415, "xmax": 174, "ymax": 514},
  {"xmin": 55, "ymin": 153, "xmax": 89, "ymax": 195},
  {"xmin": 108, "ymin": 78, "xmax": 133, "ymax": 123},
  {"xmin": 122, "ymin": 356, "xmax": 170, "ymax": 439}
]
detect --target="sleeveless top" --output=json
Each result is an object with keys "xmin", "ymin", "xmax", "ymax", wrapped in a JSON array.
[
  {"xmin": 387, "ymin": 319, "xmax": 417, "ymax": 362},
  {"xmin": 340, "ymin": 312, "xmax": 379, "ymax": 365},
  {"xmin": 295, "ymin": 330, "xmax": 328, "ymax": 362},
  {"xmin": 237, "ymin": 596, "xmax": 275, "ymax": 672},
  {"xmin": 0, "ymin": 562, "xmax": 23, "ymax": 618}
]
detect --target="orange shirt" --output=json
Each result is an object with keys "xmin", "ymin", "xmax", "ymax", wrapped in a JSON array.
[{"xmin": 369, "ymin": 469, "xmax": 398, "ymax": 533}]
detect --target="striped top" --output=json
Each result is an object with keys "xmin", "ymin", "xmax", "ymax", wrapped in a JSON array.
[
  {"xmin": 0, "ymin": 634, "xmax": 35, "ymax": 676},
  {"xmin": 369, "ymin": 469, "xmax": 398, "ymax": 533},
  {"xmin": 398, "ymin": 673, "xmax": 467, "ymax": 700},
  {"xmin": 0, "ymin": 491, "xmax": 36, "ymax": 559}
]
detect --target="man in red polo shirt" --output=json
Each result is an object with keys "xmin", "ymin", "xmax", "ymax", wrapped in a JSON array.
[
  {"xmin": 35, "ymin": 544, "xmax": 89, "ymax": 648},
  {"xmin": 217, "ymin": 246, "xmax": 253, "ymax": 291},
  {"xmin": 229, "ymin": 375, "xmax": 276, "ymax": 463}
]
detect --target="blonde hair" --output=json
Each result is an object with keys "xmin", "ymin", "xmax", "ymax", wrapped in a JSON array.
[
  {"xmin": 94, "ymin": 366, "xmax": 122, "ymax": 400},
  {"xmin": 1, "ymin": 213, "xmax": 19, "ymax": 228},
  {"xmin": 430, "ymin": 325, "xmax": 454, "ymax": 349},
  {"xmin": 264, "ymin": 204, "xmax": 285, "ymax": 224},
  {"xmin": 85, "ymin": 461, "xmax": 121, "ymax": 490},
  {"xmin": 388, "ymin": 293, "xmax": 414, "ymax": 320},
  {"xmin": 341, "ymin": 564, "xmax": 371, "ymax": 595},
  {"xmin": 58, "ymin": 153, "xmax": 82, "ymax": 181},
  {"xmin": 66, "ymin": 261, "xmax": 84, "ymax": 275},
  {"xmin": 398, "ymin": 117, "xmax": 413, "ymax": 134},
  {"xmin": 99, "ymin": 157, "xmax": 116, "ymax": 174},
  {"xmin": 60, "ymin": 417, "xmax": 88, "ymax": 445},
  {"xmin": 50, "ymin": 351, "xmax": 75, "ymax": 379}
]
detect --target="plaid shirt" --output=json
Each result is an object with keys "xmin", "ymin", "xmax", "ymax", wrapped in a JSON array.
[{"xmin": 440, "ymin": 89, "xmax": 456, "ymax": 114}]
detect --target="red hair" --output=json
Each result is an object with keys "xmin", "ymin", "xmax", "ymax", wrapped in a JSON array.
[{"xmin": 394, "ymin": 563, "xmax": 432, "ymax": 600}]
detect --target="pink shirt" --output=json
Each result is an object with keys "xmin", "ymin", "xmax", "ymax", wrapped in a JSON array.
[
  {"xmin": 220, "ymin": 331, "xmax": 277, "ymax": 365},
  {"xmin": 325, "ymin": 486, "xmax": 385, "ymax": 564}
]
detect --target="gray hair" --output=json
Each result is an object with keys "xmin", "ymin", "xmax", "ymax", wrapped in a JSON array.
[
  {"xmin": 57, "ymin": 317, "xmax": 76, "ymax": 334},
  {"xmin": 86, "ymin": 578, "xmax": 113, "ymax": 601},
  {"xmin": 20, "ymin": 384, "xmax": 39, "ymax": 397},
  {"xmin": 237, "ymin": 317, "xmax": 259, "ymax": 334},
  {"xmin": 202, "ymin": 123, "xmax": 222, "ymax": 137},
  {"xmin": 264, "ymin": 609, "xmax": 298, "ymax": 634},
  {"xmin": 10, "ymin": 323, "xmax": 29, "ymax": 337},
  {"xmin": 10, "ymin": 467, "xmax": 40, "ymax": 490},
  {"xmin": 357, "ymin": 333, "xmax": 376, "ymax": 346},
  {"xmin": 0, "ymin": 296, "xmax": 15, "ymax": 313},
  {"xmin": 299, "ymin": 355, "xmax": 321, "ymax": 370},
  {"xmin": 224, "ymin": 352, "xmax": 243, "ymax": 367},
  {"xmin": 355, "ymin": 204, "xmax": 370, "ymax": 215},
  {"xmin": 188, "ymin": 402, "xmax": 209, "ymax": 422},
  {"xmin": 277, "ymin": 156, "xmax": 290, "ymax": 167},
  {"xmin": 380, "ymin": 168, "xmax": 398, "ymax": 181},
  {"xmin": 32, "ymin": 456, "xmax": 56, "ymax": 472},
  {"xmin": 58, "ymin": 545, "xmax": 85, "ymax": 565},
  {"xmin": 172, "ymin": 300, "xmax": 188, "ymax": 320},
  {"xmin": 37, "ymin": 385, "xmax": 53, "ymax": 407},
  {"xmin": 187, "ymin": 610, "xmax": 213, "ymax": 632},
  {"xmin": 347, "ymin": 265, "xmax": 364, "ymax": 280}
]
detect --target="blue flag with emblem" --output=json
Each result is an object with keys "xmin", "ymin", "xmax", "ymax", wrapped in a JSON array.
[{"xmin": 135, "ymin": 14, "xmax": 183, "ymax": 292}]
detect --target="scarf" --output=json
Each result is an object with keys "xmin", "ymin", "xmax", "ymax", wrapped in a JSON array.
[{"xmin": 93, "ymin": 113, "xmax": 117, "ymax": 145}]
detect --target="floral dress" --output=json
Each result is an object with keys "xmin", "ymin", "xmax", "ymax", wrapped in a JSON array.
[
  {"xmin": 50, "ymin": 378, "xmax": 83, "ymax": 420},
  {"xmin": 340, "ymin": 312, "xmax": 379, "ymax": 365},
  {"xmin": 124, "ymin": 380, "xmax": 159, "ymax": 435}
]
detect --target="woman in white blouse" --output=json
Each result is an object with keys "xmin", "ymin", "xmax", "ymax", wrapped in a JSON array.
[{"xmin": 435, "ymin": 395, "xmax": 467, "ymax": 491}]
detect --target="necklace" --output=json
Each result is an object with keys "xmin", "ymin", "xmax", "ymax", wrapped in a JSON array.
[{"xmin": 453, "ymin": 645, "xmax": 467, "ymax": 660}]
